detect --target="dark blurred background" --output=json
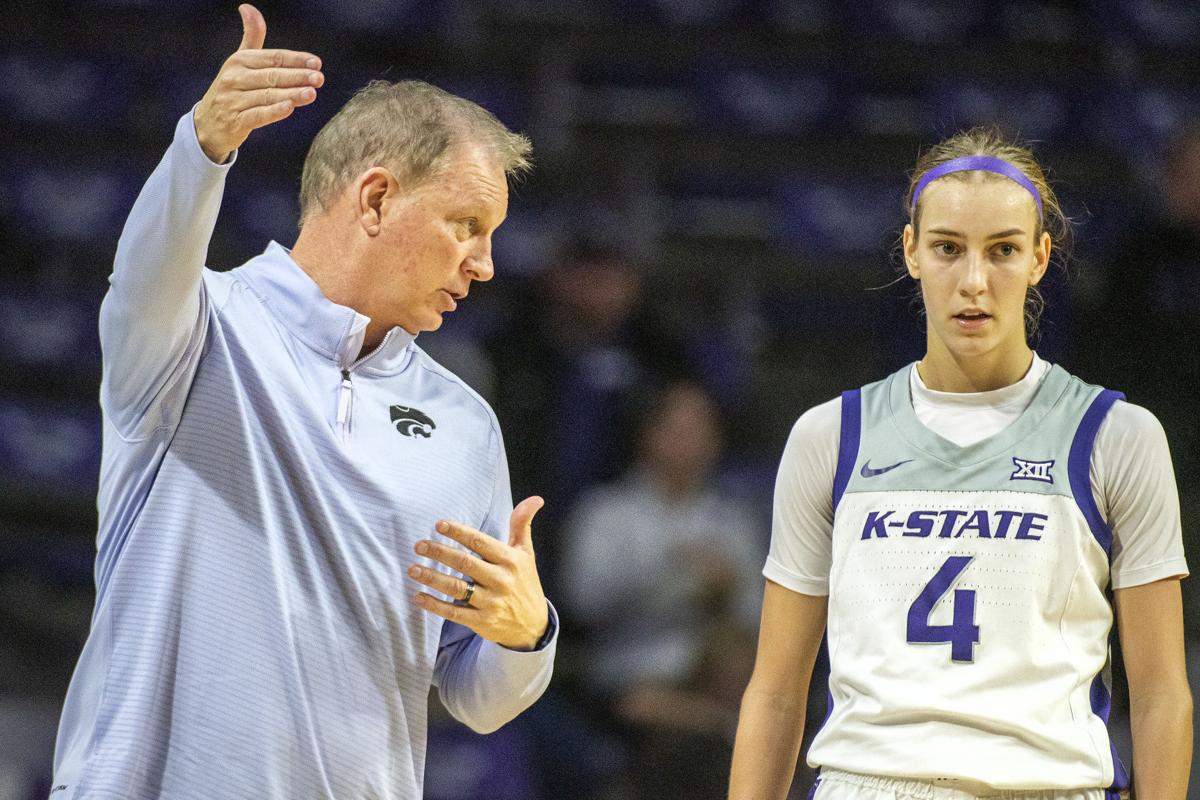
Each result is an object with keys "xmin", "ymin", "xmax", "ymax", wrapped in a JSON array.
[{"xmin": 0, "ymin": 0, "xmax": 1197, "ymax": 797}]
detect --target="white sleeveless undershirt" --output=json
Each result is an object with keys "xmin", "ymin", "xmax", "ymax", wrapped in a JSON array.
[{"xmin": 910, "ymin": 355, "xmax": 1050, "ymax": 447}]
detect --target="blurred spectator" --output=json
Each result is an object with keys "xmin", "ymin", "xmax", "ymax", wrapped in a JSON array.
[
  {"xmin": 486, "ymin": 236, "xmax": 694, "ymax": 591},
  {"xmin": 561, "ymin": 381, "xmax": 763, "ymax": 800},
  {"xmin": 1076, "ymin": 121, "xmax": 1200, "ymax": 624}
]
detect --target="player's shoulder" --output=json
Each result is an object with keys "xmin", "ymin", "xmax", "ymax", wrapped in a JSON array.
[
  {"xmin": 1052, "ymin": 368, "xmax": 1170, "ymax": 466},
  {"xmin": 781, "ymin": 395, "xmax": 843, "ymax": 464},
  {"xmin": 781, "ymin": 366, "xmax": 908, "ymax": 464},
  {"xmin": 790, "ymin": 395, "xmax": 842, "ymax": 438},
  {"xmin": 1097, "ymin": 398, "xmax": 1168, "ymax": 451},
  {"xmin": 1057, "ymin": 366, "xmax": 1165, "ymax": 439},
  {"xmin": 785, "ymin": 367, "xmax": 898, "ymax": 442}
]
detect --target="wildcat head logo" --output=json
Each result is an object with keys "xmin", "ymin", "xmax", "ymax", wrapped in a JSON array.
[
  {"xmin": 1011, "ymin": 457, "xmax": 1054, "ymax": 484},
  {"xmin": 390, "ymin": 406, "xmax": 436, "ymax": 438}
]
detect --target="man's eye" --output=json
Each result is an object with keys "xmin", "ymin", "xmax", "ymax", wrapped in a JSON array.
[{"xmin": 462, "ymin": 218, "xmax": 478, "ymax": 234}]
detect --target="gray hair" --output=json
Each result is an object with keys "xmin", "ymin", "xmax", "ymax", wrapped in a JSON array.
[{"xmin": 298, "ymin": 80, "xmax": 532, "ymax": 226}]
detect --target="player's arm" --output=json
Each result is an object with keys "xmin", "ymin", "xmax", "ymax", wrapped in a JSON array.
[
  {"xmin": 100, "ymin": 4, "xmax": 322, "ymax": 434},
  {"xmin": 729, "ymin": 580, "xmax": 826, "ymax": 800},
  {"xmin": 729, "ymin": 400, "xmax": 839, "ymax": 798},
  {"xmin": 1096, "ymin": 402, "xmax": 1191, "ymax": 798},
  {"xmin": 1115, "ymin": 579, "xmax": 1192, "ymax": 799}
]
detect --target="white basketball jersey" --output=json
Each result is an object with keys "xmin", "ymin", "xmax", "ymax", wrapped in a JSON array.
[{"xmin": 809, "ymin": 364, "xmax": 1127, "ymax": 797}]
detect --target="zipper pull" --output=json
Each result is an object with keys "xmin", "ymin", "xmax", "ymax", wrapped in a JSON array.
[{"xmin": 336, "ymin": 369, "xmax": 353, "ymax": 438}]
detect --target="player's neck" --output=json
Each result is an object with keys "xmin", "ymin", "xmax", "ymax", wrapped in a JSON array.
[{"xmin": 918, "ymin": 338, "xmax": 1034, "ymax": 393}]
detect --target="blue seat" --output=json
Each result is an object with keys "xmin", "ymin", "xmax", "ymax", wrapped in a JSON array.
[
  {"xmin": 618, "ymin": 0, "xmax": 756, "ymax": 27},
  {"xmin": 224, "ymin": 183, "xmax": 302, "ymax": 249},
  {"xmin": 0, "ymin": 400, "xmax": 100, "ymax": 496},
  {"xmin": 846, "ymin": 0, "xmax": 989, "ymax": 42},
  {"xmin": 293, "ymin": 0, "xmax": 449, "ymax": 35},
  {"xmin": 922, "ymin": 81, "xmax": 1070, "ymax": 141},
  {"xmin": 0, "ymin": 285, "xmax": 101, "ymax": 370},
  {"xmin": 1087, "ymin": 0, "xmax": 1200, "ymax": 46},
  {"xmin": 1083, "ymin": 84, "xmax": 1200, "ymax": 156},
  {"xmin": 11, "ymin": 166, "xmax": 137, "ymax": 244},
  {"xmin": 491, "ymin": 202, "xmax": 564, "ymax": 278},
  {"xmin": 775, "ymin": 178, "xmax": 902, "ymax": 255},
  {"xmin": 692, "ymin": 62, "xmax": 832, "ymax": 136},
  {"xmin": 0, "ymin": 54, "xmax": 130, "ymax": 129}
]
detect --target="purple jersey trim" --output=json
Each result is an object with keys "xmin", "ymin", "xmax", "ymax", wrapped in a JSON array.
[
  {"xmin": 1067, "ymin": 389, "xmax": 1124, "ymax": 554},
  {"xmin": 832, "ymin": 389, "xmax": 861, "ymax": 511},
  {"xmin": 1090, "ymin": 661, "xmax": 1131, "ymax": 792},
  {"xmin": 1070, "ymin": 389, "xmax": 1130, "ymax": 794}
]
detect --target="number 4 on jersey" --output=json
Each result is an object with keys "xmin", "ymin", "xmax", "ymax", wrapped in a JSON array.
[{"xmin": 906, "ymin": 555, "xmax": 980, "ymax": 662}]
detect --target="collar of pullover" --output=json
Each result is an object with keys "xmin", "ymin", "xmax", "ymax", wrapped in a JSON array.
[{"xmin": 239, "ymin": 241, "xmax": 418, "ymax": 373}]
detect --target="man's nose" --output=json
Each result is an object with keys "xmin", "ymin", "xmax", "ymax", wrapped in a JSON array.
[{"xmin": 464, "ymin": 239, "xmax": 494, "ymax": 282}]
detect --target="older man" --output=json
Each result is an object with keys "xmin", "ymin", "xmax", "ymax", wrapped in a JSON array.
[{"xmin": 51, "ymin": 5, "xmax": 556, "ymax": 799}]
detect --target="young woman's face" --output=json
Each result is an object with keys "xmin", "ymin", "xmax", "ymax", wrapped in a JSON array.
[{"xmin": 902, "ymin": 175, "xmax": 1051, "ymax": 363}]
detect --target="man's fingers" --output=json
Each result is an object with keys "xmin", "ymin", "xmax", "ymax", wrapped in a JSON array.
[
  {"xmin": 433, "ymin": 520, "xmax": 510, "ymax": 564},
  {"xmin": 407, "ymin": 565, "xmax": 474, "ymax": 601},
  {"xmin": 194, "ymin": 6, "xmax": 317, "ymax": 160},
  {"xmin": 414, "ymin": 592, "xmax": 477, "ymax": 626},
  {"xmin": 233, "ymin": 86, "xmax": 317, "ymax": 113},
  {"xmin": 508, "ymin": 496, "xmax": 544, "ymax": 549},
  {"xmin": 237, "ymin": 3, "xmax": 267, "ymax": 52},
  {"xmin": 236, "ymin": 48, "xmax": 322, "ymax": 70},
  {"xmin": 414, "ymin": 539, "xmax": 505, "ymax": 585},
  {"xmin": 228, "ymin": 65, "xmax": 324, "ymax": 90},
  {"xmin": 239, "ymin": 99, "xmax": 296, "ymax": 131}
]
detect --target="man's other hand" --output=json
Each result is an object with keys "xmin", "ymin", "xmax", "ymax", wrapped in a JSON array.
[
  {"xmin": 193, "ymin": 4, "xmax": 324, "ymax": 164},
  {"xmin": 410, "ymin": 497, "xmax": 551, "ymax": 651}
]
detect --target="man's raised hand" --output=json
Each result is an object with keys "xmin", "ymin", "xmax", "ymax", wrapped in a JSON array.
[
  {"xmin": 194, "ymin": 4, "xmax": 323, "ymax": 164},
  {"xmin": 409, "ymin": 497, "xmax": 551, "ymax": 651}
]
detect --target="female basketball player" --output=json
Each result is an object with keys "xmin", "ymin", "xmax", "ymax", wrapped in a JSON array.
[{"xmin": 728, "ymin": 130, "xmax": 1191, "ymax": 799}]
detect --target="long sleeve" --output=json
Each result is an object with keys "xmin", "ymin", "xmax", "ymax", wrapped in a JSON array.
[
  {"xmin": 99, "ymin": 108, "xmax": 235, "ymax": 438},
  {"xmin": 432, "ymin": 422, "xmax": 557, "ymax": 733}
]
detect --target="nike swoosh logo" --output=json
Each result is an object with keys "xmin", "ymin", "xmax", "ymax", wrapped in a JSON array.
[{"xmin": 860, "ymin": 459, "xmax": 913, "ymax": 478}]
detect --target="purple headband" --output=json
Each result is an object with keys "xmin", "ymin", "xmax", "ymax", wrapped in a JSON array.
[{"xmin": 910, "ymin": 155, "xmax": 1043, "ymax": 219}]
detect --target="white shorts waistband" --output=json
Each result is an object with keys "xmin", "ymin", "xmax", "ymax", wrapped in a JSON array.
[{"xmin": 814, "ymin": 769, "xmax": 1110, "ymax": 800}]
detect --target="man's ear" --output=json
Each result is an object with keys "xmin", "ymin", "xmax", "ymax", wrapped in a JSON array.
[{"xmin": 357, "ymin": 167, "xmax": 394, "ymax": 236}]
